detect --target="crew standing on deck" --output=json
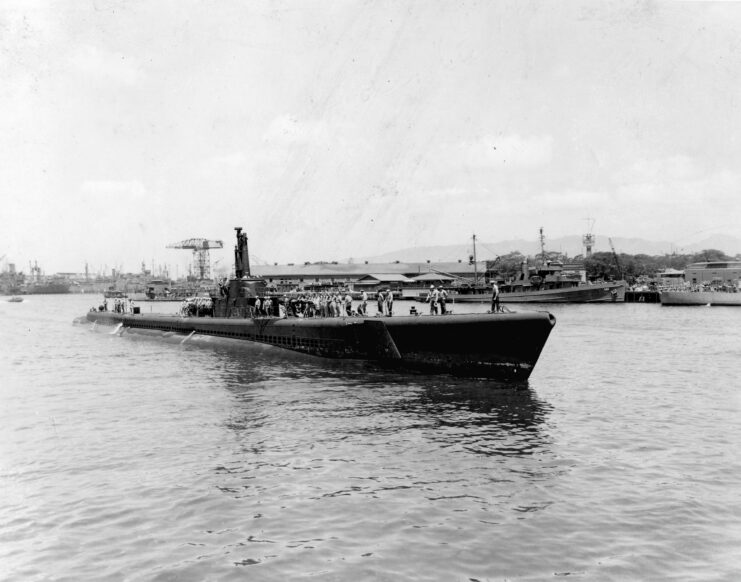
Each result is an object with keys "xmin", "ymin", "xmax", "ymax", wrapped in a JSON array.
[
  {"xmin": 491, "ymin": 282, "xmax": 500, "ymax": 313},
  {"xmin": 427, "ymin": 285, "xmax": 439, "ymax": 314},
  {"xmin": 438, "ymin": 286, "xmax": 448, "ymax": 314},
  {"xmin": 360, "ymin": 290, "xmax": 368, "ymax": 316},
  {"xmin": 377, "ymin": 290, "xmax": 385, "ymax": 316},
  {"xmin": 385, "ymin": 289, "xmax": 394, "ymax": 316}
]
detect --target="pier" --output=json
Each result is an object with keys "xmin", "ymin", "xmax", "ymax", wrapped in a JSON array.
[{"xmin": 624, "ymin": 290, "xmax": 660, "ymax": 303}]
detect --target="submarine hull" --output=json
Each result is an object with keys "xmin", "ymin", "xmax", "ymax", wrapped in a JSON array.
[{"xmin": 86, "ymin": 311, "xmax": 556, "ymax": 381}]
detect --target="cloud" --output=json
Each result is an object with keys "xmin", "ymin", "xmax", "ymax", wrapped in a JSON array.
[
  {"xmin": 531, "ymin": 189, "xmax": 610, "ymax": 210},
  {"xmin": 592, "ymin": 165, "xmax": 741, "ymax": 240},
  {"xmin": 80, "ymin": 180, "xmax": 147, "ymax": 200},
  {"xmin": 263, "ymin": 114, "xmax": 330, "ymax": 145},
  {"xmin": 420, "ymin": 134, "xmax": 554, "ymax": 184},
  {"xmin": 622, "ymin": 155, "xmax": 702, "ymax": 183},
  {"xmin": 466, "ymin": 134, "xmax": 554, "ymax": 168},
  {"xmin": 202, "ymin": 151, "xmax": 249, "ymax": 172},
  {"xmin": 68, "ymin": 44, "xmax": 141, "ymax": 85}
]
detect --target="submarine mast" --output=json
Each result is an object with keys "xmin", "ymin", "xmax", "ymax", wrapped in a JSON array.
[{"xmin": 234, "ymin": 227, "xmax": 251, "ymax": 278}]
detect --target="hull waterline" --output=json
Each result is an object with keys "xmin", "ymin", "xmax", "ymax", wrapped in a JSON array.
[
  {"xmin": 452, "ymin": 282, "xmax": 625, "ymax": 303},
  {"xmin": 86, "ymin": 311, "xmax": 556, "ymax": 381},
  {"xmin": 500, "ymin": 282, "xmax": 625, "ymax": 303},
  {"xmin": 660, "ymin": 290, "xmax": 741, "ymax": 306}
]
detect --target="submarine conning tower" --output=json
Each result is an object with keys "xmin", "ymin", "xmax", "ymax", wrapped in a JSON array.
[
  {"xmin": 211, "ymin": 226, "xmax": 268, "ymax": 318},
  {"xmin": 234, "ymin": 226, "xmax": 251, "ymax": 278}
]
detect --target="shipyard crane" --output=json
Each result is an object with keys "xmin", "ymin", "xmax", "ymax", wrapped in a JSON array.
[
  {"xmin": 167, "ymin": 238, "xmax": 224, "ymax": 280},
  {"xmin": 608, "ymin": 238, "xmax": 624, "ymax": 280}
]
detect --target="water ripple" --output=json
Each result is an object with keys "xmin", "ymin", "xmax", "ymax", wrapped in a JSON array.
[{"xmin": 0, "ymin": 297, "xmax": 739, "ymax": 580}]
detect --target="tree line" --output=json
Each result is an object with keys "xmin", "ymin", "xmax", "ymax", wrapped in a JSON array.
[{"xmin": 486, "ymin": 249, "xmax": 739, "ymax": 284}]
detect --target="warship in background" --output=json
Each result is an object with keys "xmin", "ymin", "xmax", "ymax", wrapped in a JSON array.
[
  {"xmin": 23, "ymin": 261, "xmax": 71, "ymax": 294},
  {"xmin": 452, "ymin": 228, "xmax": 625, "ymax": 304}
]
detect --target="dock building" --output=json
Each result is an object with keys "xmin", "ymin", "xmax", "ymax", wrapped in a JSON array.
[
  {"xmin": 684, "ymin": 261, "xmax": 741, "ymax": 286},
  {"xmin": 251, "ymin": 261, "xmax": 487, "ymax": 294}
]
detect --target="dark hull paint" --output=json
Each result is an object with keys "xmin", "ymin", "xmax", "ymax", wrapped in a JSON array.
[
  {"xmin": 86, "ymin": 311, "xmax": 556, "ymax": 381},
  {"xmin": 25, "ymin": 284, "xmax": 71, "ymax": 295}
]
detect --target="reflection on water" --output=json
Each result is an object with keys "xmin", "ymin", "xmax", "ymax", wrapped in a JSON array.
[
  {"xmin": 195, "ymin": 335, "xmax": 559, "ymax": 507},
  {"xmin": 190, "ymin": 340, "xmax": 566, "ymax": 578},
  {"xmin": 414, "ymin": 383, "xmax": 552, "ymax": 458}
]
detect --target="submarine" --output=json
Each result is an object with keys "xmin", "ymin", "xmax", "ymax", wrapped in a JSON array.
[{"xmin": 85, "ymin": 228, "xmax": 556, "ymax": 381}]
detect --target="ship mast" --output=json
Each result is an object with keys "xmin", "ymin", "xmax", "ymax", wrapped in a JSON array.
[
  {"xmin": 472, "ymin": 233, "xmax": 478, "ymax": 287},
  {"xmin": 539, "ymin": 227, "xmax": 547, "ymax": 264}
]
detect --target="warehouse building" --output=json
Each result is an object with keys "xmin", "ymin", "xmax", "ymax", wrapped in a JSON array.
[{"xmin": 251, "ymin": 261, "xmax": 487, "ymax": 293}]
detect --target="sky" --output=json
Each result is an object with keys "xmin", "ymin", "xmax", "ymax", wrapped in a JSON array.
[{"xmin": 2, "ymin": 0, "xmax": 740, "ymax": 276}]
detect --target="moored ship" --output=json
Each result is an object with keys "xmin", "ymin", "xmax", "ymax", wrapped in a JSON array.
[
  {"xmin": 84, "ymin": 228, "xmax": 557, "ymax": 381},
  {"xmin": 449, "ymin": 228, "xmax": 625, "ymax": 304},
  {"xmin": 659, "ymin": 289, "xmax": 741, "ymax": 306},
  {"xmin": 23, "ymin": 261, "xmax": 72, "ymax": 294},
  {"xmin": 497, "ymin": 269, "xmax": 625, "ymax": 303},
  {"xmin": 497, "ymin": 229, "xmax": 625, "ymax": 303},
  {"xmin": 26, "ymin": 279, "xmax": 71, "ymax": 294},
  {"xmin": 418, "ymin": 229, "xmax": 625, "ymax": 304},
  {"xmin": 659, "ymin": 261, "xmax": 741, "ymax": 306}
]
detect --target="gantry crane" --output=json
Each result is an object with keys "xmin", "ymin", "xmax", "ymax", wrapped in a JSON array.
[{"xmin": 166, "ymin": 238, "xmax": 224, "ymax": 280}]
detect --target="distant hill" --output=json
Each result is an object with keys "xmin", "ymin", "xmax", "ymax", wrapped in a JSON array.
[{"xmin": 354, "ymin": 234, "xmax": 741, "ymax": 263}]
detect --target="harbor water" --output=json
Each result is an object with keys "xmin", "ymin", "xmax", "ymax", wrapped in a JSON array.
[{"xmin": 1, "ymin": 295, "xmax": 739, "ymax": 581}]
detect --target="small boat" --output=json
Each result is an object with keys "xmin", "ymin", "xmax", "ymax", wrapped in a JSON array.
[
  {"xmin": 7, "ymin": 296, "xmax": 24, "ymax": 303},
  {"xmin": 84, "ymin": 227, "xmax": 557, "ymax": 381}
]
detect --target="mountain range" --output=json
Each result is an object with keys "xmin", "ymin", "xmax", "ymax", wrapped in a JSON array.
[{"xmin": 353, "ymin": 234, "xmax": 741, "ymax": 264}]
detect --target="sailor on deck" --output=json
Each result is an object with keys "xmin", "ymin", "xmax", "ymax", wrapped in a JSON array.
[
  {"xmin": 377, "ymin": 290, "xmax": 386, "ymax": 316},
  {"xmin": 427, "ymin": 285, "xmax": 439, "ymax": 314},
  {"xmin": 491, "ymin": 282, "xmax": 500, "ymax": 313},
  {"xmin": 438, "ymin": 286, "xmax": 448, "ymax": 314},
  {"xmin": 360, "ymin": 291, "xmax": 368, "ymax": 316}
]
